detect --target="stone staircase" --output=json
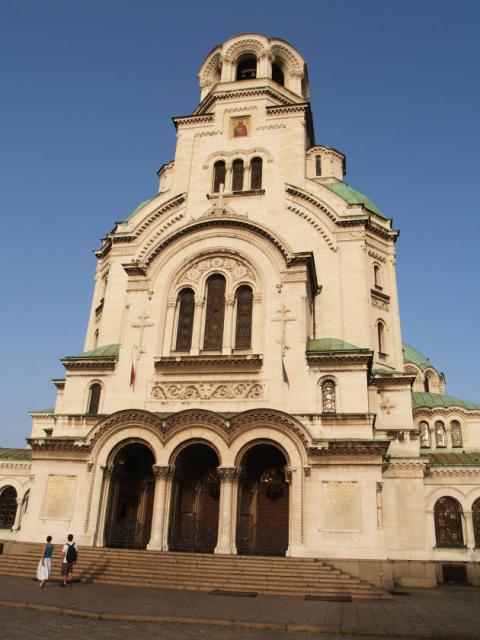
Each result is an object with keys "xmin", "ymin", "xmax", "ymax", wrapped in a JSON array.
[{"xmin": 0, "ymin": 542, "xmax": 391, "ymax": 600}]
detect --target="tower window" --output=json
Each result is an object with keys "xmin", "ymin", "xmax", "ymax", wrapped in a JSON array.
[
  {"xmin": 232, "ymin": 159, "xmax": 244, "ymax": 191},
  {"xmin": 175, "ymin": 288, "xmax": 195, "ymax": 352},
  {"xmin": 250, "ymin": 157, "xmax": 263, "ymax": 190},
  {"xmin": 87, "ymin": 383, "xmax": 102, "ymax": 415},
  {"xmin": 377, "ymin": 321, "xmax": 386, "ymax": 355},
  {"xmin": 419, "ymin": 421, "xmax": 431, "ymax": 448},
  {"xmin": 272, "ymin": 62, "xmax": 284, "ymax": 86},
  {"xmin": 435, "ymin": 421, "xmax": 447, "ymax": 448},
  {"xmin": 234, "ymin": 285, "xmax": 253, "ymax": 349},
  {"xmin": 203, "ymin": 274, "xmax": 226, "ymax": 351},
  {"xmin": 322, "ymin": 380, "xmax": 336, "ymax": 413},
  {"xmin": 450, "ymin": 420, "xmax": 463, "ymax": 448},
  {"xmin": 213, "ymin": 160, "xmax": 226, "ymax": 193},
  {"xmin": 373, "ymin": 264, "xmax": 381, "ymax": 288},
  {"xmin": 236, "ymin": 56, "xmax": 257, "ymax": 80},
  {"xmin": 315, "ymin": 155, "xmax": 321, "ymax": 176}
]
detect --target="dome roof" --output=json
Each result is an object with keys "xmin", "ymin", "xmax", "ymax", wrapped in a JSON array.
[
  {"xmin": 402, "ymin": 343, "xmax": 434, "ymax": 371},
  {"xmin": 323, "ymin": 181, "xmax": 386, "ymax": 219}
]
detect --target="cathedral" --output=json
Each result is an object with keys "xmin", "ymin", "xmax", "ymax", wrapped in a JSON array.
[{"xmin": 1, "ymin": 33, "xmax": 480, "ymax": 588}]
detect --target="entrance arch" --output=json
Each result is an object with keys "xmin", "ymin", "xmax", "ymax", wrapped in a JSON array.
[
  {"xmin": 236, "ymin": 443, "xmax": 289, "ymax": 556},
  {"xmin": 169, "ymin": 443, "xmax": 220, "ymax": 553},
  {"xmin": 104, "ymin": 442, "xmax": 155, "ymax": 549}
]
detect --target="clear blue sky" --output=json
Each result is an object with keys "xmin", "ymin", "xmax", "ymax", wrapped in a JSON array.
[{"xmin": 1, "ymin": 0, "xmax": 479, "ymax": 447}]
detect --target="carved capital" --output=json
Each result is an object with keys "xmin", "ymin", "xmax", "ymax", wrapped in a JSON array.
[
  {"xmin": 152, "ymin": 465, "xmax": 172, "ymax": 478},
  {"xmin": 217, "ymin": 466, "xmax": 240, "ymax": 481},
  {"xmin": 167, "ymin": 298, "xmax": 177, "ymax": 308},
  {"xmin": 225, "ymin": 294, "xmax": 235, "ymax": 306},
  {"xmin": 102, "ymin": 464, "xmax": 114, "ymax": 479}
]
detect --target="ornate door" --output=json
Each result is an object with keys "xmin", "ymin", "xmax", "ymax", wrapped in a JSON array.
[
  {"xmin": 170, "ymin": 467, "xmax": 220, "ymax": 553},
  {"xmin": 237, "ymin": 467, "xmax": 289, "ymax": 556}
]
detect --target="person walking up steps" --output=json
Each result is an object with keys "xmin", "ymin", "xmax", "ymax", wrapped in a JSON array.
[
  {"xmin": 37, "ymin": 535, "xmax": 53, "ymax": 588},
  {"xmin": 61, "ymin": 534, "xmax": 78, "ymax": 587}
]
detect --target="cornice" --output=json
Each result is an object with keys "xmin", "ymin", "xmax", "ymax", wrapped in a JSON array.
[
  {"xmin": 27, "ymin": 438, "xmax": 90, "ymax": 453},
  {"xmin": 0, "ymin": 461, "xmax": 31, "ymax": 469},
  {"xmin": 413, "ymin": 407, "xmax": 480, "ymax": 418},
  {"xmin": 172, "ymin": 113, "xmax": 215, "ymax": 128},
  {"xmin": 306, "ymin": 351, "xmax": 373, "ymax": 369},
  {"xmin": 195, "ymin": 86, "xmax": 294, "ymax": 115},
  {"xmin": 308, "ymin": 440, "xmax": 389, "ymax": 457},
  {"xmin": 428, "ymin": 468, "xmax": 480, "ymax": 478},
  {"xmin": 154, "ymin": 354, "xmax": 263, "ymax": 372},
  {"xmin": 266, "ymin": 103, "xmax": 309, "ymax": 116},
  {"xmin": 61, "ymin": 358, "xmax": 117, "ymax": 372}
]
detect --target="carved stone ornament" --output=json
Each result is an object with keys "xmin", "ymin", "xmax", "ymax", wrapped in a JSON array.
[
  {"xmin": 152, "ymin": 465, "xmax": 172, "ymax": 478},
  {"xmin": 177, "ymin": 255, "xmax": 256, "ymax": 287},
  {"xmin": 380, "ymin": 395, "xmax": 395, "ymax": 415},
  {"xmin": 372, "ymin": 297, "xmax": 390, "ymax": 311},
  {"xmin": 151, "ymin": 381, "xmax": 265, "ymax": 401},
  {"xmin": 217, "ymin": 466, "xmax": 241, "ymax": 481}
]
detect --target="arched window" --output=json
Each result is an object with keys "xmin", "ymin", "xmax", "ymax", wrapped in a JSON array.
[
  {"xmin": 213, "ymin": 160, "xmax": 226, "ymax": 193},
  {"xmin": 424, "ymin": 375, "xmax": 430, "ymax": 392},
  {"xmin": 315, "ymin": 155, "xmax": 322, "ymax": 176},
  {"xmin": 250, "ymin": 157, "xmax": 263, "ymax": 190},
  {"xmin": 377, "ymin": 321, "xmax": 386, "ymax": 354},
  {"xmin": 434, "ymin": 497, "xmax": 464, "ymax": 547},
  {"xmin": 93, "ymin": 329, "xmax": 99, "ymax": 349},
  {"xmin": 450, "ymin": 420, "xmax": 463, "ymax": 448},
  {"xmin": 435, "ymin": 421, "xmax": 447, "ymax": 447},
  {"xmin": 234, "ymin": 285, "xmax": 253, "ymax": 349},
  {"xmin": 232, "ymin": 159, "xmax": 244, "ymax": 191},
  {"xmin": 236, "ymin": 56, "xmax": 257, "ymax": 80},
  {"xmin": 0, "ymin": 486, "xmax": 17, "ymax": 529},
  {"xmin": 203, "ymin": 274, "xmax": 226, "ymax": 351},
  {"xmin": 373, "ymin": 264, "xmax": 381, "ymax": 288},
  {"xmin": 419, "ymin": 421, "xmax": 431, "ymax": 448},
  {"xmin": 87, "ymin": 383, "xmax": 102, "ymax": 415},
  {"xmin": 272, "ymin": 62, "xmax": 284, "ymax": 86},
  {"xmin": 473, "ymin": 498, "xmax": 480, "ymax": 548},
  {"xmin": 322, "ymin": 380, "xmax": 336, "ymax": 413},
  {"xmin": 175, "ymin": 288, "xmax": 195, "ymax": 352}
]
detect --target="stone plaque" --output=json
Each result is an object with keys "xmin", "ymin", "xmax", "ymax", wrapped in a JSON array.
[
  {"xmin": 42, "ymin": 475, "xmax": 77, "ymax": 520},
  {"xmin": 321, "ymin": 481, "xmax": 361, "ymax": 532}
]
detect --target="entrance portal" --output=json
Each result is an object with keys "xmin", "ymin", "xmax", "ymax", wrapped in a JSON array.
[
  {"xmin": 104, "ymin": 443, "xmax": 155, "ymax": 549},
  {"xmin": 169, "ymin": 444, "xmax": 220, "ymax": 553},
  {"xmin": 237, "ymin": 444, "xmax": 289, "ymax": 556}
]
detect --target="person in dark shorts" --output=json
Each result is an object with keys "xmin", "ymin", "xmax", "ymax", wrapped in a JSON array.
[{"xmin": 61, "ymin": 533, "xmax": 78, "ymax": 586}]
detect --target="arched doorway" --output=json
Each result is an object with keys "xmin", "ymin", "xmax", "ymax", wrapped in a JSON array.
[
  {"xmin": 0, "ymin": 486, "xmax": 17, "ymax": 529},
  {"xmin": 236, "ymin": 444, "xmax": 289, "ymax": 556},
  {"xmin": 104, "ymin": 442, "xmax": 155, "ymax": 549},
  {"xmin": 169, "ymin": 443, "xmax": 220, "ymax": 553}
]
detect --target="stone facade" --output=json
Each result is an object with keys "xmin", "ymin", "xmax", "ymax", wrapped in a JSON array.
[{"xmin": 1, "ymin": 34, "xmax": 480, "ymax": 587}]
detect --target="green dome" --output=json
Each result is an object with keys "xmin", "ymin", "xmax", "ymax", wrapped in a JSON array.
[
  {"xmin": 323, "ymin": 181, "xmax": 386, "ymax": 219},
  {"xmin": 402, "ymin": 343, "xmax": 433, "ymax": 371},
  {"xmin": 307, "ymin": 338, "xmax": 366, "ymax": 352}
]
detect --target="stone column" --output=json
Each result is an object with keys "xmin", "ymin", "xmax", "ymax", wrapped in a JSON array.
[
  {"xmin": 285, "ymin": 467, "xmax": 302, "ymax": 556},
  {"xmin": 215, "ymin": 467, "xmax": 240, "ymax": 555},
  {"xmin": 95, "ymin": 465, "xmax": 113, "ymax": 547},
  {"xmin": 376, "ymin": 482, "xmax": 384, "ymax": 528},
  {"xmin": 244, "ymin": 162, "xmax": 251, "ymax": 191},
  {"xmin": 190, "ymin": 296, "xmax": 205, "ymax": 355},
  {"xmin": 464, "ymin": 510, "xmax": 476, "ymax": 549},
  {"xmin": 225, "ymin": 163, "xmax": 232, "ymax": 193},
  {"xmin": 222, "ymin": 294, "xmax": 235, "ymax": 354},
  {"xmin": 11, "ymin": 498, "xmax": 23, "ymax": 531},
  {"xmin": 147, "ymin": 465, "xmax": 172, "ymax": 551},
  {"xmin": 251, "ymin": 293, "xmax": 262, "ymax": 353},
  {"xmin": 162, "ymin": 298, "xmax": 177, "ymax": 355}
]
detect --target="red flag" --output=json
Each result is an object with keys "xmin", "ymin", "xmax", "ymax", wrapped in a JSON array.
[{"xmin": 129, "ymin": 362, "xmax": 136, "ymax": 389}]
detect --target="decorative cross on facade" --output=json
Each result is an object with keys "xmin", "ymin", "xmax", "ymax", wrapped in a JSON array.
[
  {"xmin": 272, "ymin": 304, "xmax": 296, "ymax": 357},
  {"xmin": 380, "ymin": 395, "xmax": 395, "ymax": 415},
  {"xmin": 132, "ymin": 311, "xmax": 154, "ymax": 358}
]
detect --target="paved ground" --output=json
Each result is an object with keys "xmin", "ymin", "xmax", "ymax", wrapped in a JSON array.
[{"xmin": 1, "ymin": 576, "xmax": 480, "ymax": 639}]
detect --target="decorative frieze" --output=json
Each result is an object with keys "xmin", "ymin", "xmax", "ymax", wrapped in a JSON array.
[
  {"xmin": 177, "ymin": 255, "xmax": 256, "ymax": 286},
  {"xmin": 151, "ymin": 381, "xmax": 265, "ymax": 401}
]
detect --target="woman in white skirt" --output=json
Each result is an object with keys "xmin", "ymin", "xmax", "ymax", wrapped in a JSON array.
[{"xmin": 37, "ymin": 535, "xmax": 53, "ymax": 587}]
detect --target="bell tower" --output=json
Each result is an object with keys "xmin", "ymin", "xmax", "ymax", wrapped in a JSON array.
[{"xmin": 197, "ymin": 33, "xmax": 309, "ymax": 103}]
